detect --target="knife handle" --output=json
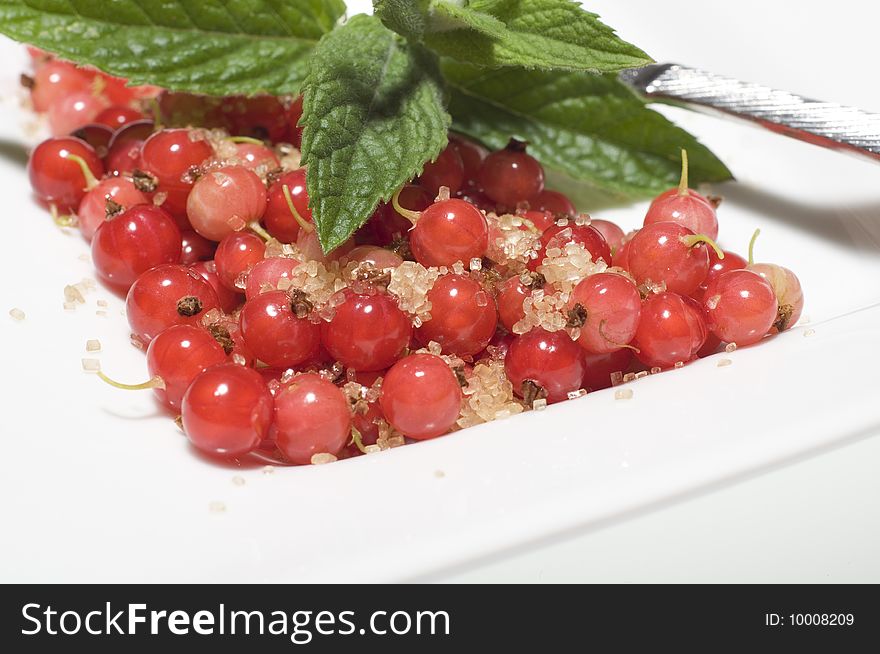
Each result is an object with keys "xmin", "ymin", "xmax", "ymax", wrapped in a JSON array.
[{"xmin": 621, "ymin": 64, "xmax": 880, "ymax": 163}]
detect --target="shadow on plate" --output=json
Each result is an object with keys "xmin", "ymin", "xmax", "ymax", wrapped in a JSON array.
[{"xmin": 0, "ymin": 138, "xmax": 29, "ymax": 167}]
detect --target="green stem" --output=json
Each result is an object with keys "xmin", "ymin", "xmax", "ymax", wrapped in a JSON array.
[
  {"xmin": 248, "ymin": 221, "xmax": 273, "ymax": 242},
  {"xmin": 391, "ymin": 187, "xmax": 421, "ymax": 225},
  {"xmin": 677, "ymin": 148, "xmax": 689, "ymax": 196},
  {"xmin": 97, "ymin": 371, "xmax": 165, "ymax": 391},
  {"xmin": 61, "ymin": 152, "xmax": 99, "ymax": 191},
  {"xmin": 680, "ymin": 233, "xmax": 724, "ymax": 260},
  {"xmin": 748, "ymin": 228, "xmax": 761, "ymax": 265},
  {"xmin": 228, "ymin": 136, "xmax": 265, "ymax": 145},
  {"xmin": 282, "ymin": 184, "xmax": 314, "ymax": 233}
]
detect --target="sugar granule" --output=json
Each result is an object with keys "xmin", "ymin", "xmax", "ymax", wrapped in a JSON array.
[
  {"xmin": 725, "ymin": 342, "xmax": 737, "ymax": 353},
  {"xmin": 804, "ymin": 329, "xmax": 816, "ymax": 337},
  {"xmin": 232, "ymin": 476, "xmax": 246, "ymax": 486},
  {"xmin": 85, "ymin": 339, "xmax": 101, "ymax": 352},
  {"xmin": 717, "ymin": 358, "xmax": 732, "ymax": 367},
  {"xmin": 209, "ymin": 501, "xmax": 227, "ymax": 513},
  {"xmin": 81, "ymin": 358, "xmax": 101, "ymax": 372},
  {"xmin": 615, "ymin": 389, "xmax": 634, "ymax": 400},
  {"xmin": 311, "ymin": 453, "xmax": 338, "ymax": 465},
  {"xmin": 8, "ymin": 307, "xmax": 25, "ymax": 321}
]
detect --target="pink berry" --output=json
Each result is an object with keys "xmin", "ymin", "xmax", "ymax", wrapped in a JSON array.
[
  {"xmin": 186, "ymin": 166, "xmax": 267, "ymax": 242},
  {"xmin": 126, "ymin": 264, "xmax": 221, "ymax": 344},
  {"xmin": 91, "ymin": 204, "xmax": 182, "ymax": 290},
  {"xmin": 244, "ymin": 256, "xmax": 301, "ymax": 300},
  {"xmin": 94, "ymin": 106, "xmax": 145, "ymax": 129},
  {"xmin": 380, "ymin": 354, "xmax": 462, "ymax": 440},
  {"xmin": 76, "ymin": 176, "xmax": 148, "ymax": 241},
  {"xmin": 182, "ymin": 364, "xmax": 274, "ymax": 457},
  {"xmin": 416, "ymin": 274, "xmax": 497, "ymax": 356},
  {"xmin": 322, "ymin": 290, "xmax": 412, "ymax": 371},
  {"xmin": 48, "ymin": 91, "xmax": 107, "ymax": 136},
  {"xmin": 747, "ymin": 263, "xmax": 804, "ymax": 332},
  {"xmin": 235, "ymin": 142, "xmax": 280, "ymax": 171},
  {"xmin": 30, "ymin": 60, "xmax": 93, "ymax": 113},
  {"xmin": 568, "ymin": 272, "xmax": 641, "ymax": 354},
  {"xmin": 274, "ymin": 374, "xmax": 352, "ymax": 464}
]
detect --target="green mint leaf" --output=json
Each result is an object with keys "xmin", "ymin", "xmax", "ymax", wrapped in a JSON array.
[
  {"xmin": 300, "ymin": 14, "xmax": 450, "ymax": 252},
  {"xmin": 424, "ymin": 0, "xmax": 652, "ymax": 73},
  {"xmin": 373, "ymin": 0, "xmax": 431, "ymax": 39},
  {"xmin": 0, "ymin": 0, "xmax": 345, "ymax": 95},
  {"xmin": 445, "ymin": 61, "xmax": 732, "ymax": 199}
]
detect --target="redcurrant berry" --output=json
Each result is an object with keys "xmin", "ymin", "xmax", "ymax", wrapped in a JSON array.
[
  {"xmin": 239, "ymin": 290, "xmax": 321, "ymax": 368},
  {"xmin": 478, "ymin": 139, "xmax": 545, "ymax": 208},
  {"xmin": 146, "ymin": 324, "xmax": 227, "ymax": 410},
  {"xmin": 187, "ymin": 166, "xmax": 267, "ymax": 242},
  {"xmin": 94, "ymin": 106, "xmax": 145, "ymax": 129},
  {"xmin": 644, "ymin": 150, "xmax": 719, "ymax": 240},
  {"xmin": 409, "ymin": 198, "xmax": 489, "ymax": 268},
  {"xmin": 419, "ymin": 144, "xmax": 465, "ymax": 197},
  {"xmin": 138, "ymin": 128, "xmax": 214, "ymax": 219},
  {"xmin": 263, "ymin": 169, "xmax": 313, "ymax": 243},
  {"xmin": 631, "ymin": 292, "xmax": 707, "ymax": 369},
  {"xmin": 380, "ymin": 354, "xmax": 462, "ymax": 440},
  {"xmin": 77, "ymin": 176, "xmax": 148, "ymax": 241},
  {"xmin": 28, "ymin": 136, "xmax": 104, "ymax": 211},
  {"xmin": 244, "ymin": 256, "xmax": 301, "ymax": 300},
  {"xmin": 582, "ymin": 348, "xmax": 633, "ymax": 392},
  {"xmin": 416, "ymin": 274, "xmax": 497, "ymax": 356},
  {"xmin": 747, "ymin": 263, "xmax": 804, "ymax": 332},
  {"xmin": 531, "ymin": 189, "xmax": 576, "ymax": 217},
  {"xmin": 703, "ymin": 270, "xmax": 777, "ymax": 346},
  {"xmin": 506, "ymin": 328, "xmax": 586, "ymax": 404},
  {"xmin": 274, "ymin": 374, "xmax": 352, "ymax": 464},
  {"xmin": 568, "ymin": 272, "xmax": 641, "ymax": 354},
  {"xmin": 626, "ymin": 222, "xmax": 720, "ymax": 296},
  {"xmin": 190, "ymin": 260, "xmax": 243, "ymax": 314},
  {"xmin": 214, "ymin": 231, "xmax": 266, "ymax": 292}
]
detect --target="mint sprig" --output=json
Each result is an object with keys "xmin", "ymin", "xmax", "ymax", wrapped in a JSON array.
[
  {"xmin": 300, "ymin": 14, "xmax": 450, "ymax": 252},
  {"xmin": 0, "ymin": 1, "xmax": 733, "ymax": 252}
]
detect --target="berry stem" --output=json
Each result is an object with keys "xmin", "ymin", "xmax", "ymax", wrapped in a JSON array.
[
  {"xmin": 598, "ymin": 320, "xmax": 641, "ymax": 353},
  {"xmin": 62, "ymin": 152, "xmax": 99, "ymax": 191},
  {"xmin": 248, "ymin": 220, "xmax": 273, "ymax": 242},
  {"xmin": 390, "ymin": 187, "xmax": 421, "ymax": 225},
  {"xmin": 148, "ymin": 96, "xmax": 163, "ymax": 131},
  {"xmin": 228, "ymin": 136, "xmax": 265, "ymax": 145},
  {"xmin": 748, "ymin": 228, "xmax": 761, "ymax": 265},
  {"xmin": 281, "ymin": 184, "xmax": 314, "ymax": 233},
  {"xmin": 349, "ymin": 426, "xmax": 368, "ymax": 454},
  {"xmin": 677, "ymin": 148, "xmax": 689, "ymax": 196},
  {"xmin": 97, "ymin": 371, "xmax": 166, "ymax": 391},
  {"xmin": 49, "ymin": 203, "xmax": 77, "ymax": 228},
  {"xmin": 680, "ymin": 233, "xmax": 724, "ymax": 259}
]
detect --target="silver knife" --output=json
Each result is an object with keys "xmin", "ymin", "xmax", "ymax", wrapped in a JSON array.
[{"xmin": 619, "ymin": 64, "xmax": 880, "ymax": 163}]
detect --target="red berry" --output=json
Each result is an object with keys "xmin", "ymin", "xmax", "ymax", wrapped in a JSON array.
[
  {"xmin": 244, "ymin": 256, "xmax": 301, "ymax": 300},
  {"xmin": 138, "ymin": 128, "xmax": 214, "ymax": 219},
  {"xmin": 186, "ymin": 166, "xmax": 267, "ymax": 242},
  {"xmin": 416, "ymin": 274, "xmax": 497, "ymax": 356},
  {"xmin": 506, "ymin": 329, "xmax": 586, "ymax": 404},
  {"xmin": 214, "ymin": 231, "xmax": 266, "ymax": 292},
  {"xmin": 528, "ymin": 222, "xmax": 611, "ymax": 271},
  {"xmin": 146, "ymin": 324, "xmax": 227, "ymax": 410},
  {"xmin": 613, "ymin": 232, "xmax": 636, "ymax": 269},
  {"xmin": 589, "ymin": 219, "xmax": 626, "ymax": 254},
  {"xmin": 179, "ymin": 229, "xmax": 217, "ymax": 265},
  {"xmin": 531, "ymin": 189, "xmax": 576, "ymax": 217},
  {"xmin": 522, "ymin": 209, "xmax": 556, "ymax": 233},
  {"xmin": 345, "ymin": 245, "xmax": 403, "ymax": 270},
  {"xmin": 126, "ymin": 264, "xmax": 221, "ymax": 344},
  {"xmin": 274, "ymin": 374, "xmax": 352, "ymax": 464},
  {"xmin": 28, "ymin": 136, "xmax": 104, "ymax": 211},
  {"xmin": 369, "ymin": 184, "xmax": 431, "ymax": 245},
  {"xmin": 568, "ymin": 272, "xmax": 641, "ymax": 354},
  {"xmin": 105, "ymin": 119, "xmax": 154, "ymax": 176},
  {"xmin": 380, "ymin": 354, "xmax": 462, "ymax": 440},
  {"xmin": 631, "ymin": 292, "xmax": 707, "ymax": 369},
  {"xmin": 582, "ymin": 349, "xmax": 633, "ymax": 391},
  {"xmin": 410, "ymin": 198, "xmax": 488, "ymax": 267},
  {"xmin": 644, "ymin": 151, "xmax": 718, "ymax": 240},
  {"xmin": 263, "ymin": 169, "xmax": 313, "ymax": 243},
  {"xmin": 190, "ymin": 261, "xmax": 243, "ymax": 314},
  {"xmin": 322, "ymin": 290, "xmax": 412, "ymax": 371},
  {"xmin": 626, "ymin": 222, "xmax": 712, "ymax": 296},
  {"xmin": 182, "ymin": 364, "xmax": 274, "ymax": 457},
  {"xmin": 91, "ymin": 204, "xmax": 182, "ymax": 290},
  {"xmin": 228, "ymin": 95, "xmax": 289, "ymax": 142},
  {"xmin": 449, "ymin": 134, "xmax": 488, "ymax": 184},
  {"xmin": 94, "ymin": 106, "xmax": 145, "ymax": 129},
  {"xmin": 235, "ymin": 142, "xmax": 280, "ymax": 171},
  {"xmin": 703, "ymin": 270, "xmax": 777, "ymax": 346},
  {"xmin": 239, "ymin": 290, "xmax": 321, "ymax": 368},
  {"xmin": 496, "ymin": 275, "xmax": 533, "ymax": 331},
  {"xmin": 76, "ymin": 176, "xmax": 148, "ymax": 241},
  {"xmin": 692, "ymin": 249, "xmax": 747, "ymax": 302},
  {"xmin": 48, "ymin": 91, "xmax": 107, "ymax": 136},
  {"xmin": 71, "ymin": 123, "xmax": 115, "ymax": 155},
  {"xmin": 30, "ymin": 60, "xmax": 93, "ymax": 113},
  {"xmin": 285, "ymin": 95, "xmax": 304, "ymax": 146},
  {"xmin": 478, "ymin": 139, "xmax": 545, "ymax": 208},
  {"xmin": 419, "ymin": 144, "xmax": 465, "ymax": 197}
]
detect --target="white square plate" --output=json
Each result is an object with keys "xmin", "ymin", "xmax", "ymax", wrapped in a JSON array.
[{"xmin": 1, "ymin": 0, "xmax": 879, "ymax": 582}]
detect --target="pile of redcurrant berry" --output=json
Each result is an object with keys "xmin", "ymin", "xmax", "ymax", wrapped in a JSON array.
[{"xmin": 22, "ymin": 50, "xmax": 804, "ymax": 466}]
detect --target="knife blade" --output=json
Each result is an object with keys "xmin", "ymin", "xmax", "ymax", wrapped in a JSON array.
[{"xmin": 619, "ymin": 63, "xmax": 880, "ymax": 163}]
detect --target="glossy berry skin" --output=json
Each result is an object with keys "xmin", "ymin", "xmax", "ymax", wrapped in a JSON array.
[
  {"xmin": 48, "ymin": 91, "xmax": 107, "ymax": 136},
  {"xmin": 747, "ymin": 263, "xmax": 804, "ymax": 332},
  {"xmin": 187, "ymin": 166, "xmax": 267, "ymax": 241},
  {"xmin": 239, "ymin": 290, "xmax": 321, "ymax": 368},
  {"xmin": 126, "ymin": 264, "xmax": 221, "ymax": 344},
  {"xmin": 419, "ymin": 144, "xmax": 465, "ymax": 197},
  {"xmin": 77, "ymin": 176, "xmax": 148, "ymax": 241},
  {"xmin": 146, "ymin": 324, "xmax": 227, "ymax": 410},
  {"xmin": 449, "ymin": 134, "xmax": 488, "ymax": 183},
  {"xmin": 582, "ymin": 349, "xmax": 633, "ymax": 392},
  {"xmin": 236, "ymin": 142, "xmax": 280, "ymax": 171},
  {"xmin": 496, "ymin": 275, "xmax": 532, "ymax": 331},
  {"xmin": 105, "ymin": 119, "xmax": 154, "ymax": 176},
  {"xmin": 416, "ymin": 274, "xmax": 497, "ymax": 356},
  {"xmin": 370, "ymin": 185, "xmax": 431, "ymax": 245},
  {"xmin": 244, "ymin": 256, "xmax": 301, "ymax": 300},
  {"xmin": 94, "ymin": 106, "xmax": 145, "ymax": 129},
  {"xmin": 531, "ymin": 189, "xmax": 576, "ymax": 217},
  {"xmin": 478, "ymin": 142, "xmax": 545, "ymax": 208},
  {"xmin": 380, "ymin": 354, "xmax": 462, "ymax": 440},
  {"xmin": 529, "ymin": 223, "xmax": 612, "ymax": 271},
  {"xmin": 522, "ymin": 209, "xmax": 555, "ymax": 233},
  {"xmin": 631, "ymin": 292, "xmax": 708, "ymax": 369},
  {"xmin": 692, "ymin": 249, "xmax": 747, "ymax": 303},
  {"xmin": 345, "ymin": 245, "xmax": 403, "ymax": 270},
  {"xmin": 274, "ymin": 374, "xmax": 352, "ymax": 464},
  {"xmin": 263, "ymin": 169, "xmax": 313, "ymax": 243},
  {"xmin": 410, "ymin": 198, "xmax": 489, "ymax": 268},
  {"xmin": 190, "ymin": 261, "xmax": 243, "ymax": 314},
  {"xmin": 182, "ymin": 364, "xmax": 274, "ymax": 457},
  {"xmin": 505, "ymin": 329, "xmax": 586, "ymax": 404},
  {"xmin": 322, "ymin": 290, "xmax": 412, "ymax": 371},
  {"xmin": 568, "ymin": 273, "xmax": 641, "ymax": 354},
  {"xmin": 30, "ymin": 60, "xmax": 93, "ymax": 113},
  {"xmin": 179, "ymin": 230, "xmax": 217, "ymax": 265},
  {"xmin": 626, "ymin": 222, "xmax": 710, "ymax": 296},
  {"xmin": 71, "ymin": 123, "xmax": 115, "ymax": 154},
  {"xmin": 214, "ymin": 231, "xmax": 266, "ymax": 292},
  {"xmin": 702, "ymin": 270, "xmax": 778, "ymax": 346},
  {"xmin": 28, "ymin": 136, "xmax": 104, "ymax": 211},
  {"xmin": 139, "ymin": 128, "xmax": 214, "ymax": 219},
  {"xmin": 91, "ymin": 205, "xmax": 182, "ymax": 290},
  {"xmin": 590, "ymin": 219, "xmax": 626, "ymax": 254},
  {"xmin": 644, "ymin": 188, "xmax": 718, "ymax": 241}
]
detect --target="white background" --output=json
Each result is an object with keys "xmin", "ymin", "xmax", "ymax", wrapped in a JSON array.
[{"xmin": 0, "ymin": 0, "xmax": 878, "ymax": 583}]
